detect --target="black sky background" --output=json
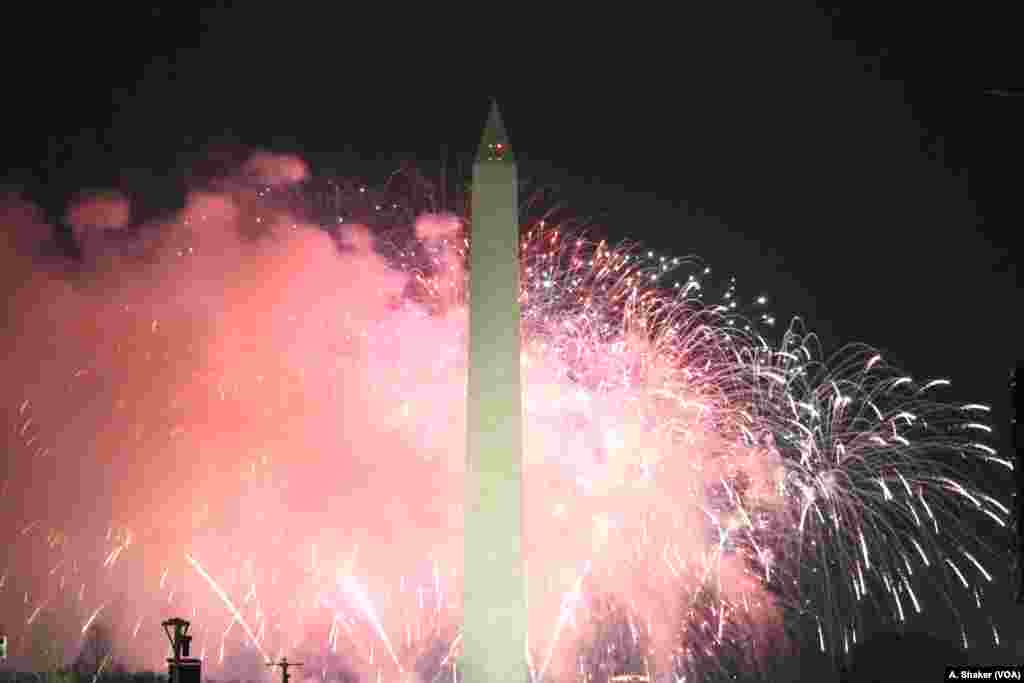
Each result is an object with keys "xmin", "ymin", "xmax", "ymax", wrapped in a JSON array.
[{"xmin": 2, "ymin": 3, "xmax": 1020, "ymax": 677}]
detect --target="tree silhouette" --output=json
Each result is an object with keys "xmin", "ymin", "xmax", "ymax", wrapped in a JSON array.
[
  {"xmin": 220, "ymin": 644, "xmax": 267, "ymax": 683},
  {"xmin": 26, "ymin": 614, "xmax": 67, "ymax": 683}
]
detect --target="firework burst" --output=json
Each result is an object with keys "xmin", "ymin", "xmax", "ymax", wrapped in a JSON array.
[{"xmin": 0, "ymin": 162, "xmax": 1008, "ymax": 682}]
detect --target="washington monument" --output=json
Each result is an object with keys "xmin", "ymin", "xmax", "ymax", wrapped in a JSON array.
[{"xmin": 462, "ymin": 100, "xmax": 528, "ymax": 681}]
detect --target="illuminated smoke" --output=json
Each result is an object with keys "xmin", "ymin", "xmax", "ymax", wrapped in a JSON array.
[{"xmin": 0, "ymin": 155, "xmax": 1008, "ymax": 681}]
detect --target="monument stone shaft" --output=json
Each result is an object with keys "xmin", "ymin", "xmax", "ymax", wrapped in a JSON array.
[{"xmin": 463, "ymin": 101, "xmax": 528, "ymax": 681}]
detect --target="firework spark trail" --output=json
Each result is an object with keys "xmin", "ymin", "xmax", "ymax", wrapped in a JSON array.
[
  {"xmin": 184, "ymin": 553, "xmax": 268, "ymax": 663},
  {"xmin": 92, "ymin": 654, "xmax": 112, "ymax": 683},
  {"xmin": 0, "ymin": 161, "xmax": 1010, "ymax": 680},
  {"xmin": 82, "ymin": 603, "xmax": 108, "ymax": 635},
  {"xmin": 340, "ymin": 574, "xmax": 403, "ymax": 673},
  {"xmin": 538, "ymin": 563, "xmax": 589, "ymax": 682}
]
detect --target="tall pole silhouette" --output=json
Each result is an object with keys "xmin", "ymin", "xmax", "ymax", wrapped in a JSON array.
[
  {"xmin": 267, "ymin": 657, "xmax": 303, "ymax": 683},
  {"xmin": 462, "ymin": 100, "xmax": 528, "ymax": 681}
]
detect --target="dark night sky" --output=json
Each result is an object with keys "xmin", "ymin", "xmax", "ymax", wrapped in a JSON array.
[{"xmin": 3, "ymin": 3, "xmax": 1020, "ymax": 677}]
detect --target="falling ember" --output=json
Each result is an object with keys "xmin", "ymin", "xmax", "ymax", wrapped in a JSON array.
[
  {"xmin": 82, "ymin": 603, "xmax": 108, "ymax": 635},
  {"xmin": 961, "ymin": 550, "xmax": 993, "ymax": 583},
  {"xmin": 91, "ymin": 654, "xmax": 112, "ymax": 683},
  {"xmin": 946, "ymin": 559, "xmax": 970, "ymax": 590},
  {"xmin": 185, "ymin": 553, "xmax": 269, "ymax": 663},
  {"xmin": 27, "ymin": 604, "xmax": 45, "ymax": 625}
]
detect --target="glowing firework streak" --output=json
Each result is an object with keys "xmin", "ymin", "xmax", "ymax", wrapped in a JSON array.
[
  {"xmin": 92, "ymin": 654, "xmax": 112, "ymax": 683},
  {"xmin": 340, "ymin": 573, "xmax": 403, "ymax": 673},
  {"xmin": 82, "ymin": 603, "xmax": 107, "ymax": 635},
  {"xmin": 538, "ymin": 564, "xmax": 589, "ymax": 682},
  {"xmin": 103, "ymin": 545, "xmax": 124, "ymax": 569},
  {"xmin": 184, "ymin": 553, "xmax": 268, "ymax": 662},
  {"xmin": 438, "ymin": 633, "xmax": 462, "ymax": 671},
  {"xmin": 27, "ymin": 600, "xmax": 49, "ymax": 625}
]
